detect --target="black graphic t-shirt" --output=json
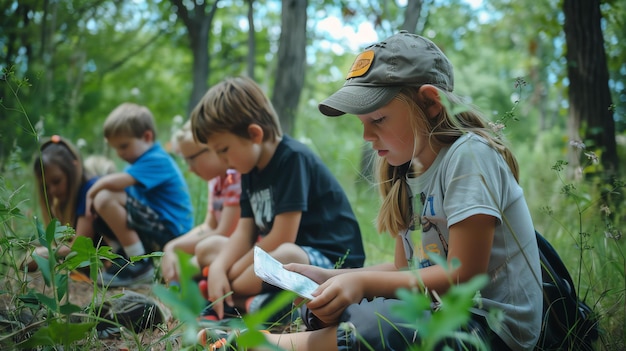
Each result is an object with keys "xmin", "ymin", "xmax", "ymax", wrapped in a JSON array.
[{"xmin": 240, "ymin": 135, "xmax": 365, "ymax": 268}]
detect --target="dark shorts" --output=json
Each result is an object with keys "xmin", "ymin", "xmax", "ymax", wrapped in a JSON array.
[
  {"xmin": 301, "ymin": 297, "xmax": 512, "ymax": 351},
  {"xmin": 94, "ymin": 196, "xmax": 176, "ymax": 253}
]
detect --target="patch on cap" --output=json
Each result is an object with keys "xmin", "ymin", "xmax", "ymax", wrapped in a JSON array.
[{"xmin": 346, "ymin": 50, "xmax": 374, "ymax": 79}]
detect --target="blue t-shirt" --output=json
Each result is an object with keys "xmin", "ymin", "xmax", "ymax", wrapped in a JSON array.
[
  {"xmin": 76, "ymin": 177, "xmax": 98, "ymax": 218},
  {"xmin": 125, "ymin": 142, "xmax": 193, "ymax": 236},
  {"xmin": 239, "ymin": 135, "xmax": 365, "ymax": 268}
]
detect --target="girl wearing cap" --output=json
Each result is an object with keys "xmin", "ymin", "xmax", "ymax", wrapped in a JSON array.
[
  {"xmin": 227, "ymin": 31, "xmax": 540, "ymax": 351},
  {"xmin": 28, "ymin": 135, "xmax": 116, "ymax": 270}
]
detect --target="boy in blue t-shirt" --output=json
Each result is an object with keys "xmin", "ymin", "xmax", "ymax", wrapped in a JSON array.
[
  {"xmin": 87, "ymin": 102, "xmax": 193, "ymax": 287},
  {"xmin": 190, "ymin": 76, "xmax": 365, "ymax": 321}
]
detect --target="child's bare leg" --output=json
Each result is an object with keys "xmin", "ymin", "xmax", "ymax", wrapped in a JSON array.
[
  {"xmin": 92, "ymin": 189, "xmax": 142, "ymax": 253},
  {"xmin": 92, "ymin": 189, "xmax": 157, "ymax": 287},
  {"xmin": 195, "ymin": 235, "xmax": 229, "ymax": 268}
]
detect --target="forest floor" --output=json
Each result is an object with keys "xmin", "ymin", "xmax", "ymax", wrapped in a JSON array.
[
  {"xmin": 2, "ymin": 269, "xmax": 298, "ymax": 350},
  {"xmin": 1, "ymin": 270, "xmax": 180, "ymax": 351}
]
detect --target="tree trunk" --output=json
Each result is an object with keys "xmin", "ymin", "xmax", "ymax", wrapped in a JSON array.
[
  {"xmin": 246, "ymin": 0, "xmax": 256, "ymax": 80},
  {"xmin": 400, "ymin": 0, "xmax": 424, "ymax": 32},
  {"xmin": 171, "ymin": 0, "xmax": 220, "ymax": 115},
  {"xmin": 563, "ymin": 0, "xmax": 618, "ymax": 176},
  {"xmin": 271, "ymin": 0, "xmax": 307, "ymax": 136}
]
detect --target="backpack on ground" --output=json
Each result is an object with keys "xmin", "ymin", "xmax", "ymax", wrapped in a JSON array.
[
  {"xmin": 91, "ymin": 290, "xmax": 169, "ymax": 338},
  {"xmin": 535, "ymin": 231, "xmax": 599, "ymax": 350}
]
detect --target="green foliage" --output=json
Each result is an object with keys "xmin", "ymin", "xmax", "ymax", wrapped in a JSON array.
[
  {"xmin": 152, "ymin": 251, "xmax": 205, "ymax": 344},
  {"xmin": 0, "ymin": 219, "xmax": 98, "ymax": 349},
  {"xmin": 20, "ymin": 320, "xmax": 96, "ymax": 348},
  {"xmin": 394, "ymin": 273, "xmax": 490, "ymax": 351},
  {"xmin": 0, "ymin": 204, "xmax": 175, "ymax": 349},
  {"xmin": 152, "ymin": 249, "xmax": 296, "ymax": 349},
  {"xmin": 540, "ymin": 153, "xmax": 625, "ymax": 347}
]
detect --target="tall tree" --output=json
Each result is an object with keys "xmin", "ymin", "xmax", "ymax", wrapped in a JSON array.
[
  {"xmin": 246, "ymin": 0, "xmax": 256, "ymax": 79},
  {"xmin": 271, "ymin": 0, "xmax": 307, "ymax": 136},
  {"xmin": 400, "ymin": 0, "xmax": 425, "ymax": 32},
  {"xmin": 170, "ymin": 0, "xmax": 220, "ymax": 115},
  {"xmin": 563, "ymin": 0, "xmax": 618, "ymax": 175},
  {"xmin": 1, "ymin": 0, "xmax": 149, "ymax": 165}
]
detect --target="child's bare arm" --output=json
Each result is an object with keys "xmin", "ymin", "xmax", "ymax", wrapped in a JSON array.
[
  {"xmin": 85, "ymin": 173, "xmax": 136, "ymax": 217},
  {"xmin": 206, "ymin": 204, "xmax": 240, "ymax": 237},
  {"xmin": 229, "ymin": 211, "xmax": 302, "ymax": 277},
  {"xmin": 207, "ymin": 218, "xmax": 256, "ymax": 317},
  {"xmin": 415, "ymin": 214, "xmax": 496, "ymax": 295},
  {"xmin": 217, "ymin": 218, "xmax": 256, "ymax": 268},
  {"xmin": 87, "ymin": 173, "xmax": 136, "ymax": 199},
  {"xmin": 257, "ymin": 211, "xmax": 302, "ymax": 250}
]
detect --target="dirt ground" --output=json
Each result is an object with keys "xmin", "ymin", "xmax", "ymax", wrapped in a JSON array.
[
  {"xmin": 2, "ymin": 270, "xmax": 180, "ymax": 351},
  {"xmin": 2, "ymin": 266, "xmax": 300, "ymax": 350}
]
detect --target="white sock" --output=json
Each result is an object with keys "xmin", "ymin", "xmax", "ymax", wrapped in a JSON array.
[
  {"xmin": 107, "ymin": 240, "xmax": 121, "ymax": 253},
  {"xmin": 123, "ymin": 241, "xmax": 146, "ymax": 258}
]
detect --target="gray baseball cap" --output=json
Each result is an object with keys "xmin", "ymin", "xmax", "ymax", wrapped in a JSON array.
[{"xmin": 319, "ymin": 30, "xmax": 454, "ymax": 117}]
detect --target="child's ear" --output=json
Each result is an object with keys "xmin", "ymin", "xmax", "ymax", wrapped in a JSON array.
[
  {"xmin": 142, "ymin": 130, "xmax": 155, "ymax": 142},
  {"xmin": 247, "ymin": 124, "xmax": 264, "ymax": 144},
  {"xmin": 417, "ymin": 85, "xmax": 443, "ymax": 118}
]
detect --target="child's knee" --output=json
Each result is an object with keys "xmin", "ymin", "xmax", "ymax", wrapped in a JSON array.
[
  {"xmin": 92, "ymin": 189, "xmax": 124, "ymax": 211},
  {"xmin": 271, "ymin": 243, "xmax": 308, "ymax": 264},
  {"xmin": 195, "ymin": 238, "xmax": 212, "ymax": 256},
  {"xmin": 195, "ymin": 236, "xmax": 224, "ymax": 265}
]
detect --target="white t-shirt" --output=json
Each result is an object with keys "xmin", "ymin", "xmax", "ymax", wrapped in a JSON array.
[{"xmin": 406, "ymin": 133, "xmax": 542, "ymax": 351}]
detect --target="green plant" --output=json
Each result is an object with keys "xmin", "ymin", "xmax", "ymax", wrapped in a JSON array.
[
  {"xmin": 0, "ymin": 187, "xmax": 179, "ymax": 350},
  {"xmin": 1, "ymin": 66, "xmax": 179, "ymax": 350},
  {"xmin": 542, "ymin": 147, "xmax": 625, "ymax": 350},
  {"xmin": 393, "ymin": 255, "xmax": 490, "ymax": 351}
]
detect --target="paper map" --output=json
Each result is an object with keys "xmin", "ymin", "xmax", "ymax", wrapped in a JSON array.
[{"xmin": 253, "ymin": 246, "xmax": 319, "ymax": 300}]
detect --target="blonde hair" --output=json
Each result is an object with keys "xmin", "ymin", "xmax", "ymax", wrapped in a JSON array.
[
  {"xmin": 190, "ymin": 76, "xmax": 282, "ymax": 144},
  {"xmin": 33, "ymin": 136, "xmax": 86, "ymax": 227},
  {"xmin": 376, "ymin": 87, "xmax": 519, "ymax": 237},
  {"xmin": 84, "ymin": 155, "xmax": 116, "ymax": 178},
  {"xmin": 171, "ymin": 120, "xmax": 194, "ymax": 153},
  {"xmin": 103, "ymin": 102, "xmax": 157, "ymax": 139}
]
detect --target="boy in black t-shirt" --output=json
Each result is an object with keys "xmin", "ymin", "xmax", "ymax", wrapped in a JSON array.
[{"xmin": 190, "ymin": 76, "xmax": 365, "ymax": 321}]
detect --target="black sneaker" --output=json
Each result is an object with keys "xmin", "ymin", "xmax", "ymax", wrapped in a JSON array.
[
  {"xmin": 103, "ymin": 255, "xmax": 129, "ymax": 275},
  {"xmin": 97, "ymin": 258, "xmax": 154, "ymax": 287}
]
